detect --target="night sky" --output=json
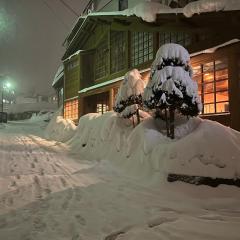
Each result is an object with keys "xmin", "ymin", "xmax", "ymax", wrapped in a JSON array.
[{"xmin": 0, "ymin": 0, "xmax": 88, "ymax": 96}]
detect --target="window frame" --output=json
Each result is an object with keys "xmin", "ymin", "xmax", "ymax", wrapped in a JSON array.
[
  {"xmin": 131, "ymin": 31, "xmax": 154, "ymax": 67},
  {"xmin": 193, "ymin": 58, "xmax": 229, "ymax": 115}
]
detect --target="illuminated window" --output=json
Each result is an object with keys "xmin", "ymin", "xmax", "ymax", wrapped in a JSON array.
[
  {"xmin": 96, "ymin": 103, "xmax": 109, "ymax": 114},
  {"xmin": 131, "ymin": 32, "xmax": 153, "ymax": 67},
  {"xmin": 95, "ymin": 37, "xmax": 108, "ymax": 80},
  {"xmin": 192, "ymin": 58, "xmax": 229, "ymax": 114},
  {"xmin": 110, "ymin": 31, "xmax": 126, "ymax": 74},
  {"xmin": 159, "ymin": 32, "xmax": 192, "ymax": 47},
  {"xmin": 64, "ymin": 99, "xmax": 78, "ymax": 120}
]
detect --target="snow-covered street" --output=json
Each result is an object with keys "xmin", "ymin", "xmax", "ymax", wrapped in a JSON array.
[{"xmin": 0, "ymin": 121, "xmax": 240, "ymax": 240}]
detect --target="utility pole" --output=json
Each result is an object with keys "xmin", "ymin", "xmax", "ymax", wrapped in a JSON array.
[{"xmin": 0, "ymin": 76, "xmax": 3, "ymax": 113}]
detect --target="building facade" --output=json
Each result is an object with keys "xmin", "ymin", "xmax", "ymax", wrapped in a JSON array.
[{"xmin": 58, "ymin": 0, "xmax": 240, "ymax": 131}]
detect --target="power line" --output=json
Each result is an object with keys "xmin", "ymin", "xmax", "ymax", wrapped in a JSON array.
[
  {"xmin": 59, "ymin": 0, "xmax": 79, "ymax": 17},
  {"xmin": 41, "ymin": 0, "xmax": 70, "ymax": 30}
]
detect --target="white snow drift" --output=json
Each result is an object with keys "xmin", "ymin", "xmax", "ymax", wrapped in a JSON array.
[
  {"xmin": 67, "ymin": 112, "xmax": 240, "ymax": 179},
  {"xmin": 44, "ymin": 109, "xmax": 76, "ymax": 142}
]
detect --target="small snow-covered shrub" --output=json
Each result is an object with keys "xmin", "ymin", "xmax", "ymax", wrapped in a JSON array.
[
  {"xmin": 114, "ymin": 69, "xmax": 145, "ymax": 126},
  {"xmin": 143, "ymin": 43, "xmax": 202, "ymax": 139}
]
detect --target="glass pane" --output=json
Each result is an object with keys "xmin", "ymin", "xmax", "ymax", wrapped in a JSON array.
[
  {"xmin": 216, "ymin": 69, "xmax": 228, "ymax": 80},
  {"xmin": 216, "ymin": 80, "xmax": 228, "ymax": 91},
  {"xmin": 192, "ymin": 65, "xmax": 201, "ymax": 76},
  {"xmin": 216, "ymin": 91, "xmax": 229, "ymax": 102},
  {"xmin": 216, "ymin": 102, "xmax": 229, "ymax": 113},
  {"xmin": 204, "ymin": 104, "xmax": 215, "ymax": 114},
  {"xmin": 204, "ymin": 93, "xmax": 214, "ymax": 103},
  {"xmin": 203, "ymin": 62, "xmax": 214, "ymax": 73},
  {"xmin": 203, "ymin": 72, "xmax": 214, "ymax": 82},
  {"xmin": 215, "ymin": 59, "xmax": 228, "ymax": 71},
  {"xmin": 204, "ymin": 82, "xmax": 214, "ymax": 93}
]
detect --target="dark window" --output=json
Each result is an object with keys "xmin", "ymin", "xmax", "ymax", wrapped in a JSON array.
[
  {"xmin": 95, "ymin": 37, "xmax": 108, "ymax": 80},
  {"xmin": 131, "ymin": 32, "xmax": 153, "ymax": 67},
  {"xmin": 119, "ymin": 0, "xmax": 128, "ymax": 11},
  {"xmin": 159, "ymin": 32, "xmax": 192, "ymax": 47},
  {"xmin": 110, "ymin": 31, "xmax": 126, "ymax": 74},
  {"xmin": 192, "ymin": 58, "xmax": 229, "ymax": 115}
]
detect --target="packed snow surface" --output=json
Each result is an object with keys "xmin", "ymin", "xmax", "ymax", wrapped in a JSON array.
[{"xmin": 0, "ymin": 113, "xmax": 240, "ymax": 239}]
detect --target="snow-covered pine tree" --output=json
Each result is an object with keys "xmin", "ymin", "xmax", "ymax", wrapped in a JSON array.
[
  {"xmin": 114, "ymin": 69, "xmax": 145, "ymax": 126},
  {"xmin": 143, "ymin": 43, "xmax": 202, "ymax": 139}
]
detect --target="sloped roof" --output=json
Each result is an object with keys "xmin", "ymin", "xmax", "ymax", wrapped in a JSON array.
[{"xmin": 52, "ymin": 65, "xmax": 64, "ymax": 87}]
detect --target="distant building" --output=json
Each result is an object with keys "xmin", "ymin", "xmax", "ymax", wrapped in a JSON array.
[{"xmin": 53, "ymin": 0, "xmax": 240, "ymax": 131}]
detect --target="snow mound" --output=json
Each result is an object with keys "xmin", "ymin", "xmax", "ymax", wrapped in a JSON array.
[
  {"xmin": 152, "ymin": 43, "xmax": 190, "ymax": 68},
  {"xmin": 69, "ymin": 112, "xmax": 240, "ymax": 179},
  {"xmin": 123, "ymin": 2, "xmax": 172, "ymax": 22},
  {"xmin": 183, "ymin": 0, "xmax": 240, "ymax": 18},
  {"xmin": 29, "ymin": 110, "xmax": 54, "ymax": 123},
  {"xmin": 44, "ymin": 109, "xmax": 77, "ymax": 142}
]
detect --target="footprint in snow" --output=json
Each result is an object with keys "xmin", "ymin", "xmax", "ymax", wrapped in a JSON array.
[
  {"xmin": 75, "ymin": 214, "xmax": 86, "ymax": 226},
  {"xmin": 148, "ymin": 216, "xmax": 178, "ymax": 228}
]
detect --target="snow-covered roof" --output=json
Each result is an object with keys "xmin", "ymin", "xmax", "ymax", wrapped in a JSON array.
[
  {"xmin": 190, "ymin": 39, "xmax": 240, "ymax": 57},
  {"xmin": 63, "ymin": 1, "xmax": 240, "ymax": 59},
  {"xmin": 183, "ymin": 0, "xmax": 240, "ymax": 18},
  {"xmin": 86, "ymin": 0, "xmax": 240, "ymax": 23},
  {"xmin": 52, "ymin": 65, "xmax": 64, "ymax": 87},
  {"xmin": 79, "ymin": 68, "xmax": 150, "ymax": 94},
  {"xmin": 63, "ymin": 50, "xmax": 82, "ymax": 62}
]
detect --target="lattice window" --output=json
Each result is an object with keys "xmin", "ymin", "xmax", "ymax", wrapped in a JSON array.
[
  {"xmin": 159, "ymin": 32, "xmax": 192, "ymax": 47},
  {"xmin": 64, "ymin": 99, "xmax": 78, "ymax": 120},
  {"xmin": 110, "ymin": 31, "xmax": 126, "ymax": 74},
  {"xmin": 192, "ymin": 58, "xmax": 229, "ymax": 114},
  {"xmin": 131, "ymin": 32, "xmax": 153, "ymax": 67},
  {"xmin": 95, "ymin": 37, "xmax": 108, "ymax": 80}
]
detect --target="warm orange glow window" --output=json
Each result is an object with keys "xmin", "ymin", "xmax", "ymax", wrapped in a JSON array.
[
  {"xmin": 193, "ymin": 58, "xmax": 229, "ymax": 114},
  {"xmin": 96, "ymin": 103, "xmax": 109, "ymax": 114},
  {"xmin": 64, "ymin": 99, "xmax": 78, "ymax": 120}
]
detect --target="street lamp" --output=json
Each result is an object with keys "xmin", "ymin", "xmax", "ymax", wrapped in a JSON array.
[{"xmin": 0, "ymin": 76, "xmax": 12, "ymax": 112}]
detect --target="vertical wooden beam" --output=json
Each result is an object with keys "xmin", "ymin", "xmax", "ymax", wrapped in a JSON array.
[
  {"xmin": 228, "ymin": 52, "xmax": 240, "ymax": 131},
  {"xmin": 127, "ymin": 31, "xmax": 131, "ymax": 69},
  {"xmin": 109, "ymin": 88, "xmax": 114, "ymax": 111},
  {"xmin": 78, "ymin": 96, "xmax": 84, "ymax": 118}
]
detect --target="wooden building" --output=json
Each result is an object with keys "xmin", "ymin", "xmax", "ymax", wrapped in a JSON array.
[{"xmin": 59, "ymin": 2, "xmax": 240, "ymax": 130}]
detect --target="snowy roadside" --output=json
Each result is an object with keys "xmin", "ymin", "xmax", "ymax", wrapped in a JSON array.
[{"xmin": 0, "ymin": 120, "xmax": 240, "ymax": 240}]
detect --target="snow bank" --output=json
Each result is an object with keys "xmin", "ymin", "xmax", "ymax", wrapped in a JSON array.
[
  {"xmin": 183, "ymin": 0, "xmax": 240, "ymax": 18},
  {"xmin": 28, "ymin": 110, "xmax": 54, "ymax": 123},
  {"xmin": 69, "ymin": 112, "xmax": 240, "ymax": 179},
  {"xmin": 44, "ymin": 109, "xmax": 77, "ymax": 142}
]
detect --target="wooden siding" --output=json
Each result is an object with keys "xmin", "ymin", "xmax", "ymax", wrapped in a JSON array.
[{"xmin": 64, "ymin": 54, "xmax": 80, "ymax": 100}]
